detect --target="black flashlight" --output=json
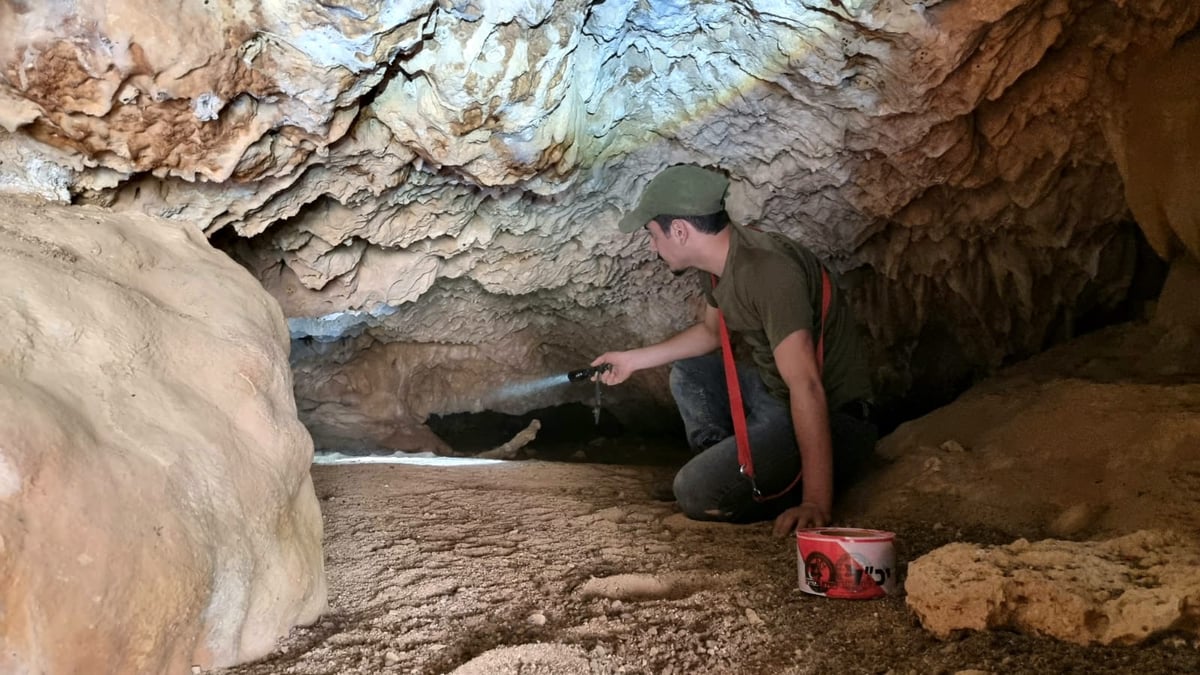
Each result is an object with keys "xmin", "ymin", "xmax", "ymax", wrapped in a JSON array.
[{"xmin": 566, "ymin": 363, "xmax": 612, "ymax": 382}]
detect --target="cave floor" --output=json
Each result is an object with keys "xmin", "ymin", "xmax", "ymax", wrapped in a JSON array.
[{"xmin": 216, "ymin": 458, "xmax": 1198, "ymax": 675}]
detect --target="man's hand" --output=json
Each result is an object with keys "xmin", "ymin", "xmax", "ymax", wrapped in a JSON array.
[
  {"xmin": 591, "ymin": 352, "xmax": 639, "ymax": 385},
  {"xmin": 590, "ymin": 318, "xmax": 722, "ymax": 387},
  {"xmin": 773, "ymin": 502, "xmax": 828, "ymax": 537}
]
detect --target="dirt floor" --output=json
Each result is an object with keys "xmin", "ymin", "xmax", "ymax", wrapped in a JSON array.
[
  {"xmin": 215, "ymin": 320, "xmax": 1200, "ymax": 674},
  {"xmin": 215, "ymin": 455, "xmax": 1200, "ymax": 675}
]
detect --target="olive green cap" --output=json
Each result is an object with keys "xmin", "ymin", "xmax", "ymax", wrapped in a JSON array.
[{"xmin": 617, "ymin": 165, "xmax": 730, "ymax": 233}]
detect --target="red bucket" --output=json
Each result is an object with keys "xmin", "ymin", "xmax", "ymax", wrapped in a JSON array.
[{"xmin": 796, "ymin": 528, "xmax": 896, "ymax": 599}]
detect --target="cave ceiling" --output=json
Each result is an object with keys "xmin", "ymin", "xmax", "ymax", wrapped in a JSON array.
[{"xmin": 1, "ymin": 0, "xmax": 1197, "ymax": 443}]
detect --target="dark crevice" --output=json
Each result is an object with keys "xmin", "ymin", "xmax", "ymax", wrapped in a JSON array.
[
  {"xmin": 427, "ymin": 403, "xmax": 688, "ymax": 466},
  {"xmin": 354, "ymin": 26, "xmax": 426, "ymax": 113}
]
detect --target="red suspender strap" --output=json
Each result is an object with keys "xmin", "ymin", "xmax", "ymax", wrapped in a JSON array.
[
  {"xmin": 712, "ymin": 267, "xmax": 832, "ymax": 501},
  {"xmin": 714, "ymin": 306, "xmax": 753, "ymax": 485},
  {"xmin": 816, "ymin": 267, "xmax": 832, "ymax": 373}
]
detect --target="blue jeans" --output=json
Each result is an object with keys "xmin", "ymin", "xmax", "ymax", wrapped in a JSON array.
[{"xmin": 669, "ymin": 353, "xmax": 877, "ymax": 523}]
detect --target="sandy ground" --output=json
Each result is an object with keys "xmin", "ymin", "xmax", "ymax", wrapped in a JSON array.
[{"xmin": 214, "ymin": 457, "xmax": 1199, "ymax": 675}]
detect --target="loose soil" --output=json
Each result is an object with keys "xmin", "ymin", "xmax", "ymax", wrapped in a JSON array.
[{"xmin": 214, "ymin": 457, "xmax": 1199, "ymax": 674}]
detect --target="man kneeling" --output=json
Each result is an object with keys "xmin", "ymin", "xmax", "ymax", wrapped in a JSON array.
[{"xmin": 592, "ymin": 165, "xmax": 876, "ymax": 536}]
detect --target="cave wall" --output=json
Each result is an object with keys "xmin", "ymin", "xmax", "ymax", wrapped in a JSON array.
[{"xmin": 2, "ymin": 0, "xmax": 1197, "ymax": 448}]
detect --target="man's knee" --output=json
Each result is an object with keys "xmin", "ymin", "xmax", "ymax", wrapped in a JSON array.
[{"xmin": 672, "ymin": 467, "xmax": 734, "ymax": 521}]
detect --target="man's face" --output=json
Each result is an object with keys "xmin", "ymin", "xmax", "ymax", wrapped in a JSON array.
[{"xmin": 645, "ymin": 219, "xmax": 685, "ymax": 274}]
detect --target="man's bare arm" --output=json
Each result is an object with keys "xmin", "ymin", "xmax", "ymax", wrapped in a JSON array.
[{"xmin": 771, "ymin": 329, "xmax": 834, "ymax": 535}]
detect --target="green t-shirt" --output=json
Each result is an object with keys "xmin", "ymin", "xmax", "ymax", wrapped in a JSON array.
[{"xmin": 703, "ymin": 224, "xmax": 872, "ymax": 411}]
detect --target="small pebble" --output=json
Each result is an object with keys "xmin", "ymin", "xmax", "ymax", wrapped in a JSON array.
[
  {"xmin": 528, "ymin": 612, "xmax": 547, "ymax": 626},
  {"xmin": 744, "ymin": 608, "xmax": 764, "ymax": 626},
  {"xmin": 191, "ymin": 667, "xmax": 201, "ymax": 675},
  {"xmin": 384, "ymin": 651, "xmax": 401, "ymax": 665},
  {"xmin": 940, "ymin": 440, "xmax": 967, "ymax": 453}
]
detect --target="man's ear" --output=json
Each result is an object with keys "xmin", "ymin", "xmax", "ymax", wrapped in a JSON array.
[{"xmin": 671, "ymin": 218, "xmax": 689, "ymax": 243}]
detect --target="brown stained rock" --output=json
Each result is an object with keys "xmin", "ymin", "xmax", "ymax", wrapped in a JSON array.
[
  {"xmin": 0, "ymin": 0, "xmax": 420, "ymax": 180},
  {"xmin": 1118, "ymin": 37, "xmax": 1200, "ymax": 262},
  {"xmin": 906, "ymin": 531, "xmax": 1200, "ymax": 646},
  {"xmin": 0, "ymin": 196, "xmax": 326, "ymax": 672}
]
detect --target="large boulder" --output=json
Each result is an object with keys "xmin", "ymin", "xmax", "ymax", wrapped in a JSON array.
[{"xmin": 0, "ymin": 197, "xmax": 326, "ymax": 672}]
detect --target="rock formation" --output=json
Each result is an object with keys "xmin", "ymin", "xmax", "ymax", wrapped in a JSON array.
[
  {"xmin": 840, "ymin": 317, "xmax": 1200, "ymax": 540},
  {"xmin": 2, "ymin": 1, "xmax": 1197, "ymax": 447},
  {"xmin": 906, "ymin": 530, "xmax": 1200, "ymax": 646},
  {"xmin": 0, "ymin": 197, "xmax": 326, "ymax": 672},
  {"xmin": 1111, "ymin": 36, "xmax": 1200, "ymax": 263}
]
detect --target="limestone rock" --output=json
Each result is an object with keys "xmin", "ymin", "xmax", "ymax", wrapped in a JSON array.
[
  {"xmin": 0, "ymin": 197, "xmax": 326, "ymax": 672},
  {"xmin": 906, "ymin": 531, "xmax": 1200, "ymax": 646}
]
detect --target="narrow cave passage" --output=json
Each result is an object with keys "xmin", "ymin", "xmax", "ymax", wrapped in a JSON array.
[{"xmin": 425, "ymin": 403, "xmax": 689, "ymax": 466}]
